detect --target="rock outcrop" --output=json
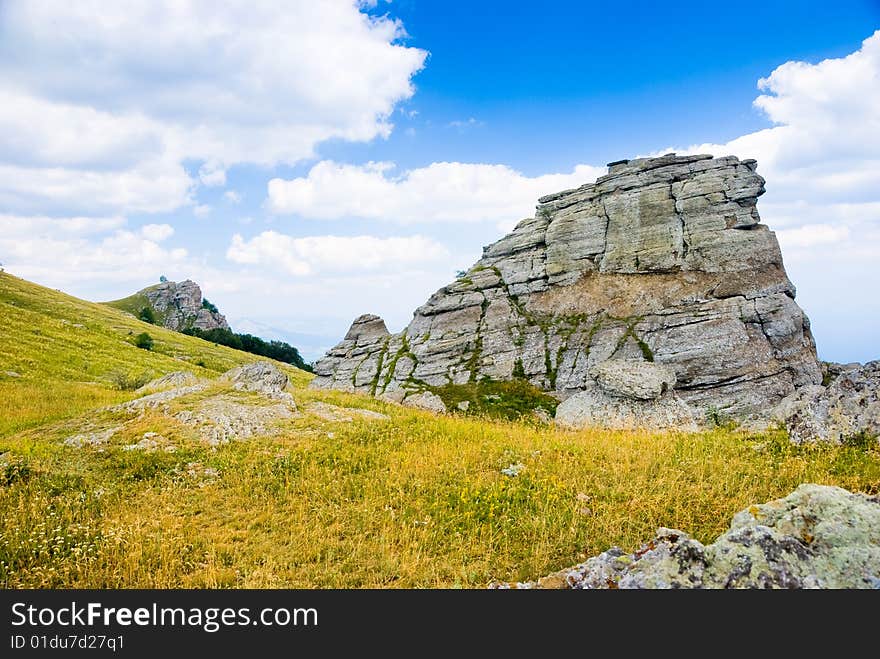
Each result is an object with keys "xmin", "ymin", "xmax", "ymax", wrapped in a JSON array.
[
  {"xmin": 772, "ymin": 361, "xmax": 880, "ymax": 444},
  {"xmin": 109, "ymin": 279, "xmax": 229, "ymax": 332},
  {"xmin": 311, "ymin": 154, "xmax": 821, "ymax": 423},
  {"xmin": 504, "ymin": 484, "xmax": 880, "ymax": 589},
  {"xmin": 136, "ymin": 370, "xmax": 203, "ymax": 393},
  {"xmin": 555, "ymin": 362, "xmax": 698, "ymax": 431}
]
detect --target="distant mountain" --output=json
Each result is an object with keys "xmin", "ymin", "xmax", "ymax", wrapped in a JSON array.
[{"xmin": 104, "ymin": 279, "xmax": 229, "ymax": 332}]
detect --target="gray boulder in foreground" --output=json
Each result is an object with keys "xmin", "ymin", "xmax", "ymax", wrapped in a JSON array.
[
  {"xmin": 506, "ymin": 484, "xmax": 880, "ymax": 589},
  {"xmin": 311, "ymin": 154, "xmax": 821, "ymax": 424}
]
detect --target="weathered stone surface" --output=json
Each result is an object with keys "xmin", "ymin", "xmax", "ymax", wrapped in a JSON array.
[
  {"xmin": 122, "ymin": 279, "xmax": 228, "ymax": 331},
  {"xmin": 310, "ymin": 155, "xmax": 821, "ymax": 421},
  {"xmin": 123, "ymin": 432, "xmax": 175, "ymax": 452},
  {"xmin": 306, "ymin": 402, "xmax": 390, "ymax": 422},
  {"xmin": 94, "ymin": 362, "xmax": 300, "ymax": 445},
  {"xmin": 175, "ymin": 396, "xmax": 296, "ymax": 446},
  {"xmin": 506, "ymin": 484, "xmax": 880, "ymax": 589},
  {"xmin": 64, "ymin": 426, "xmax": 122, "ymax": 448},
  {"xmin": 555, "ymin": 385, "xmax": 697, "ymax": 431},
  {"xmin": 402, "ymin": 391, "xmax": 447, "ymax": 413},
  {"xmin": 114, "ymin": 383, "xmax": 208, "ymax": 413},
  {"xmin": 136, "ymin": 370, "xmax": 201, "ymax": 393},
  {"xmin": 222, "ymin": 361, "xmax": 289, "ymax": 396},
  {"xmin": 589, "ymin": 359, "xmax": 676, "ymax": 400},
  {"xmin": 773, "ymin": 361, "xmax": 880, "ymax": 444}
]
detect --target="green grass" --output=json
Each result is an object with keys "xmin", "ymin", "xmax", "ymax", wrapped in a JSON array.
[
  {"xmin": 102, "ymin": 287, "xmax": 165, "ymax": 324},
  {"xmin": 0, "ymin": 272, "xmax": 310, "ymax": 437},
  {"xmin": 430, "ymin": 378, "xmax": 559, "ymax": 420},
  {"xmin": 0, "ymin": 271, "xmax": 878, "ymax": 588}
]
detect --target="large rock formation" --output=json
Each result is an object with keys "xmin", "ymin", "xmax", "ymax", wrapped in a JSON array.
[
  {"xmin": 108, "ymin": 279, "xmax": 229, "ymax": 332},
  {"xmin": 505, "ymin": 484, "xmax": 880, "ymax": 589},
  {"xmin": 311, "ymin": 154, "xmax": 822, "ymax": 423}
]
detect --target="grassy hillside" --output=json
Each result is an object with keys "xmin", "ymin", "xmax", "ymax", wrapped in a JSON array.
[
  {"xmin": 1, "ymin": 272, "xmax": 878, "ymax": 588},
  {"xmin": 0, "ymin": 272, "xmax": 310, "ymax": 437},
  {"xmin": 103, "ymin": 285, "xmax": 166, "ymax": 324}
]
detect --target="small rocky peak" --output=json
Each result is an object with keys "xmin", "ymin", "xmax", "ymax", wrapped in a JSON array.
[{"xmin": 344, "ymin": 314, "xmax": 391, "ymax": 343}]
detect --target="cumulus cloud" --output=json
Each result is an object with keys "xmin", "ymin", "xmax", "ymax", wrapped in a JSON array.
[
  {"xmin": 227, "ymin": 231, "xmax": 450, "ymax": 276},
  {"xmin": 0, "ymin": 1, "xmax": 427, "ymax": 215},
  {"xmin": 193, "ymin": 204, "xmax": 211, "ymax": 218},
  {"xmin": 0, "ymin": 216, "xmax": 191, "ymax": 293},
  {"xmin": 0, "ymin": 214, "xmax": 126, "ymax": 236},
  {"xmin": 198, "ymin": 161, "xmax": 227, "ymax": 188},
  {"xmin": 140, "ymin": 223, "xmax": 175, "ymax": 242},
  {"xmin": 267, "ymin": 160, "xmax": 606, "ymax": 229},
  {"xmin": 224, "ymin": 190, "xmax": 242, "ymax": 204}
]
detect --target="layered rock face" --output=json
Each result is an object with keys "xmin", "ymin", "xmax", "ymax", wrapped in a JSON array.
[
  {"xmin": 141, "ymin": 279, "xmax": 229, "ymax": 331},
  {"xmin": 311, "ymin": 154, "xmax": 821, "ymax": 421}
]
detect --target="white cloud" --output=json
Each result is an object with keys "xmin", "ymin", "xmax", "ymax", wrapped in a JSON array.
[
  {"xmin": 267, "ymin": 160, "xmax": 606, "ymax": 229},
  {"xmin": 0, "ymin": 217, "xmax": 192, "ymax": 293},
  {"xmin": 227, "ymin": 231, "xmax": 450, "ymax": 276},
  {"xmin": 198, "ymin": 161, "xmax": 227, "ymax": 188},
  {"xmin": 0, "ymin": 214, "xmax": 126, "ymax": 236},
  {"xmin": 776, "ymin": 224, "xmax": 849, "ymax": 248},
  {"xmin": 667, "ymin": 31, "xmax": 880, "ymax": 200},
  {"xmin": 140, "ymin": 223, "xmax": 174, "ymax": 242},
  {"xmin": 658, "ymin": 30, "xmax": 880, "ymax": 361},
  {"xmin": 193, "ymin": 205, "xmax": 211, "ymax": 218},
  {"xmin": 0, "ymin": 1, "xmax": 427, "ymax": 215},
  {"xmin": 224, "ymin": 190, "xmax": 242, "ymax": 204},
  {"xmin": 0, "ymin": 160, "xmax": 193, "ymax": 216}
]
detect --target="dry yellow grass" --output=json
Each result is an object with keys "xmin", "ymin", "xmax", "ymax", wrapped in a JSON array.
[{"xmin": 1, "ymin": 272, "xmax": 878, "ymax": 588}]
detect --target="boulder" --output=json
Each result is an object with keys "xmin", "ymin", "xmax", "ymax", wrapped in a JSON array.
[
  {"xmin": 555, "ymin": 384, "xmax": 697, "ymax": 431},
  {"xmin": 775, "ymin": 361, "xmax": 880, "ymax": 444},
  {"xmin": 509, "ymin": 484, "xmax": 880, "ymax": 589},
  {"xmin": 222, "ymin": 361, "xmax": 290, "ymax": 396},
  {"xmin": 402, "ymin": 391, "xmax": 447, "ymax": 413},
  {"xmin": 136, "ymin": 370, "xmax": 201, "ymax": 393},
  {"xmin": 310, "ymin": 154, "xmax": 821, "ymax": 423},
  {"xmin": 175, "ymin": 395, "xmax": 297, "ymax": 446},
  {"xmin": 589, "ymin": 359, "xmax": 676, "ymax": 400}
]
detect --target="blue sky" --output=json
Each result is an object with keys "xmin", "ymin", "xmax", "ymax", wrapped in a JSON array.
[{"xmin": 1, "ymin": 1, "xmax": 879, "ymax": 362}]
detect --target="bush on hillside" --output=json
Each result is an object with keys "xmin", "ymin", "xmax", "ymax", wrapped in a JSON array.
[
  {"xmin": 107, "ymin": 369, "xmax": 152, "ymax": 391},
  {"xmin": 201, "ymin": 298, "xmax": 219, "ymax": 314},
  {"xmin": 134, "ymin": 332, "xmax": 154, "ymax": 351},
  {"xmin": 138, "ymin": 306, "xmax": 157, "ymax": 324}
]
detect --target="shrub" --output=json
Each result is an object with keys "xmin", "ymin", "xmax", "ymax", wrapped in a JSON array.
[
  {"xmin": 201, "ymin": 298, "xmax": 219, "ymax": 314},
  {"xmin": 107, "ymin": 369, "xmax": 152, "ymax": 391},
  {"xmin": 134, "ymin": 332, "xmax": 153, "ymax": 351},
  {"xmin": 138, "ymin": 306, "xmax": 157, "ymax": 324},
  {"xmin": 705, "ymin": 406, "xmax": 737, "ymax": 430}
]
